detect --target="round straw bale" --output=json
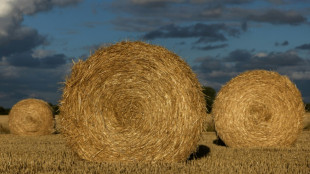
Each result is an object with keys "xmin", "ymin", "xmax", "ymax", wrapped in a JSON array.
[
  {"xmin": 59, "ymin": 41, "xmax": 207, "ymax": 162},
  {"xmin": 212, "ymin": 70, "xmax": 305, "ymax": 147},
  {"xmin": 9, "ymin": 98, "xmax": 55, "ymax": 135}
]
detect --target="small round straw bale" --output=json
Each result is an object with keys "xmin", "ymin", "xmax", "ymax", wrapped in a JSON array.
[
  {"xmin": 9, "ymin": 98, "xmax": 55, "ymax": 135},
  {"xmin": 60, "ymin": 41, "xmax": 207, "ymax": 162},
  {"xmin": 212, "ymin": 70, "xmax": 305, "ymax": 147}
]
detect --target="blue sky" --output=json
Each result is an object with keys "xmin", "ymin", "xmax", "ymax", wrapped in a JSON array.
[{"xmin": 0, "ymin": 0, "xmax": 310, "ymax": 108}]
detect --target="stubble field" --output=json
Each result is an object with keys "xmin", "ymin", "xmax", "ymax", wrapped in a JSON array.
[{"xmin": 0, "ymin": 114, "xmax": 310, "ymax": 173}]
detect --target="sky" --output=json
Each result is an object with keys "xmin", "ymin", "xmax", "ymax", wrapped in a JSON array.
[{"xmin": 0, "ymin": 0, "xmax": 310, "ymax": 108}]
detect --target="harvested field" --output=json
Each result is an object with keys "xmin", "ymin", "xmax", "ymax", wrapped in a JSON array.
[
  {"xmin": 0, "ymin": 131, "xmax": 309, "ymax": 173},
  {"xmin": 0, "ymin": 114, "xmax": 310, "ymax": 172}
]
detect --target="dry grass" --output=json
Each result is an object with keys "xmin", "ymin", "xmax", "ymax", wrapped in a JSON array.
[
  {"xmin": 60, "ymin": 41, "xmax": 206, "ymax": 162},
  {"xmin": 0, "ymin": 132, "xmax": 309, "ymax": 173},
  {"xmin": 213, "ymin": 70, "xmax": 305, "ymax": 147}
]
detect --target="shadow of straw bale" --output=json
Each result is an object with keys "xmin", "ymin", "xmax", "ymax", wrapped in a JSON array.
[
  {"xmin": 213, "ymin": 137, "xmax": 226, "ymax": 146},
  {"xmin": 187, "ymin": 145, "xmax": 210, "ymax": 161}
]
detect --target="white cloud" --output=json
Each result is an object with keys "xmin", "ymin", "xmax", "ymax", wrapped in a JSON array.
[
  {"xmin": 0, "ymin": 1, "xmax": 13, "ymax": 17},
  {"xmin": 0, "ymin": 0, "xmax": 82, "ymax": 40}
]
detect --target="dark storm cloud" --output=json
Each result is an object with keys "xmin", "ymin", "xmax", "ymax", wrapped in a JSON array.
[
  {"xmin": 7, "ymin": 51, "xmax": 40, "ymax": 68},
  {"xmin": 6, "ymin": 51, "xmax": 67, "ymax": 68},
  {"xmin": 275, "ymin": 40, "xmax": 289, "ymax": 46},
  {"xmin": 296, "ymin": 43, "xmax": 310, "ymax": 50},
  {"xmin": 225, "ymin": 49, "xmax": 252, "ymax": 62},
  {"xmin": 223, "ymin": 50, "xmax": 304, "ymax": 71},
  {"xmin": 50, "ymin": 0, "xmax": 83, "ymax": 7},
  {"xmin": 0, "ymin": 0, "xmax": 83, "ymax": 58},
  {"xmin": 235, "ymin": 52, "xmax": 304, "ymax": 71},
  {"xmin": 0, "ymin": 64, "xmax": 69, "ymax": 108},
  {"xmin": 6, "ymin": 0, "xmax": 83, "ymax": 15},
  {"xmin": 40, "ymin": 54, "xmax": 67, "ymax": 68},
  {"xmin": 0, "ymin": 0, "xmax": 83, "ymax": 108},
  {"xmin": 194, "ymin": 50, "xmax": 310, "ymax": 92},
  {"xmin": 193, "ymin": 44, "xmax": 228, "ymax": 50},
  {"xmin": 266, "ymin": 0, "xmax": 285, "ymax": 4},
  {"xmin": 241, "ymin": 21, "xmax": 248, "ymax": 31},
  {"xmin": 143, "ymin": 23, "xmax": 241, "ymax": 43},
  {"xmin": 0, "ymin": 27, "xmax": 47, "ymax": 57},
  {"xmin": 107, "ymin": 0, "xmax": 309, "ymax": 34},
  {"xmin": 247, "ymin": 9, "xmax": 307, "ymax": 25},
  {"xmin": 107, "ymin": 1, "xmax": 230, "ymax": 32}
]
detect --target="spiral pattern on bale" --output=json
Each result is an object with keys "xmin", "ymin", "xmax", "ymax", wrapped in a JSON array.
[
  {"xmin": 213, "ymin": 70, "xmax": 305, "ymax": 147},
  {"xmin": 59, "ymin": 41, "xmax": 207, "ymax": 162},
  {"xmin": 9, "ymin": 98, "xmax": 55, "ymax": 136}
]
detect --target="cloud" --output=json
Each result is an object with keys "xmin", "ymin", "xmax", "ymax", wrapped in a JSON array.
[
  {"xmin": 290, "ymin": 71, "xmax": 310, "ymax": 80},
  {"xmin": 193, "ymin": 49, "xmax": 310, "ymax": 91},
  {"xmin": 107, "ymin": 0, "xmax": 309, "ymax": 34},
  {"xmin": 0, "ymin": 0, "xmax": 83, "ymax": 108},
  {"xmin": 247, "ymin": 9, "xmax": 307, "ymax": 25},
  {"xmin": 4, "ymin": 51, "xmax": 67, "ymax": 68},
  {"xmin": 143, "ymin": 23, "xmax": 241, "ymax": 43},
  {"xmin": 193, "ymin": 44, "xmax": 228, "ymax": 50},
  {"xmin": 131, "ymin": 0, "xmax": 185, "ymax": 5},
  {"xmin": 266, "ymin": 0, "xmax": 286, "ymax": 4},
  {"xmin": 275, "ymin": 40, "xmax": 289, "ymax": 46},
  {"xmin": 0, "ymin": 27, "xmax": 47, "ymax": 57},
  {"xmin": 225, "ymin": 49, "xmax": 252, "ymax": 62},
  {"xmin": 296, "ymin": 43, "xmax": 310, "ymax": 50},
  {"xmin": 232, "ymin": 51, "xmax": 304, "ymax": 71},
  {"xmin": 0, "ymin": 63, "xmax": 70, "ymax": 108},
  {"xmin": 0, "ymin": 0, "xmax": 82, "ymax": 57}
]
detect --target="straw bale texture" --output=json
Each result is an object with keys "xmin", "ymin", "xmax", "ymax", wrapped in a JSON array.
[
  {"xmin": 213, "ymin": 70, "xmax": 305, "ymax": 147},
  {"xmin": 59, "ymin": 41, "xmax": 207, "ymax": 162},
  {"xmin": 9, "ymin": 98, "xmax": 54, "ymax": 135}
]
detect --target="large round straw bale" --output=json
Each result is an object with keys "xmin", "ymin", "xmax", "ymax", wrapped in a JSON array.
[
  {"xmin": 213, "ymin": 70, "xmax": 305, "ymax": 147},
  {"xmin": 9, "ymin": 98, "xmax": 55, "ymax": 135},
  {"xmin": 60, "ymin": 41, "xmax": 207, "ymax": 162}
]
